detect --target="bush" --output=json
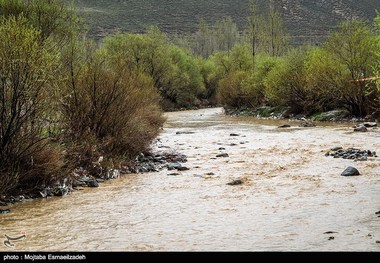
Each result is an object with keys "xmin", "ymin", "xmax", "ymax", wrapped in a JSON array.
[
  {"xmin": 62, "ymin": 40, "xmax": 165, "ymax": 169},
  {"xmin": 216, "ymin": 70, "xmax": 250, "ymax": 108}
]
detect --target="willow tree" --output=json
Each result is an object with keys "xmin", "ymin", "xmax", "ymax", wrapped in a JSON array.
[
  {"xmin": 0, "ymin": 0, "xmax": 83, "ymax": 45},
  {"xmin": 0, "ymin": 17, "xmax": 61, "ymax": 195},
  {"xmin": 324, "ymin": 19, "xmax": 379, "ymax": 116}
]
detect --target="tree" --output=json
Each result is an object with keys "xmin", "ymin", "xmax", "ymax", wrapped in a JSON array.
[
  {"xmin": 0, "ymin": 16, "xmax": 61, "ymax": 194},
  {"xmin": 324, "ymin": 19, "xmax": 379, "ymax": 116},
  {"xmin": 61, "ymin": 37, "xmax": 165, "ymax": 166},
  {"xmin": 215, "ymin": 17, "xmax": 240, "ymax": 55},
  {"xmin": 264, "ymin": 48, "xmax": 309, "ymax": 113},
  {"xmin": 245, "ymin": 0, "xmax": 260, "ymax": 68},
  {"xmin": 0, "ymin": 0, "xmax": 84, "ymax": 45},
  {"xmin": 260, "ymin": 1, "xmax": 289, "ymax": 57}
]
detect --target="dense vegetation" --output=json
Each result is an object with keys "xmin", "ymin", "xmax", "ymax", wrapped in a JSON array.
[{"xmin": 0, "ymin": 0, "xmax": 380, "ymax": 196}]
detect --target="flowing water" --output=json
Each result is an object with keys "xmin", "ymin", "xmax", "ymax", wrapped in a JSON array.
[{"xmin": 1, "ymin": 108, "xmax": 380, "ymax": 251}]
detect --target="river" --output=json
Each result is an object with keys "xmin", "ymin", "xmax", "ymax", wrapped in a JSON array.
[{"xmin": 1, "ymin": 108, "xmax": 379, "ymax": 251}]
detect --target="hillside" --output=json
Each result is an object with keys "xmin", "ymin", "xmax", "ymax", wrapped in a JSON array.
[{"xmin": 70, "ymin": 0, "xmax": 380, "ymax": 44}]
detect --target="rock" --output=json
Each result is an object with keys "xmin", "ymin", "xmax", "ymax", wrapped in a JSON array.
[
  {"xmin": 205, "ymin": 172, "xmax": 215, "ymax": 176},
  {"xmin": 87, "ymin": 180, "xmax": 99, "ymax": 188},
  {"xmin": 218, "ymin": 147, "xmax": 226, "ymax": 150},
  {"xmin": 0, "ymin": 209, "xmax": 10, "ymax": 214},
  {"xmin": 341, "ymin": 166, "xmax": 360, "ymax": 177},
  {"xmin": 324, "ymin": 231, "xmax": 338, "ymax": 234},
  {"xmin": 167, "ymin": 163, "xmax": 182, "ymax": 170},
  {"xmin": 363, "ymin": 122, "xmax": 377, "ymax": 128},
  {"xmin": 331, "ymin": 146, "xmax": 343, "ymax": 151},
  {"xmin": 355, "ymin": 156, "xmax": 368, "ymax": 162},
  {"xmin": 176, "ymin": 131, "xmax": 195, "ymax": 135},
  {"xmin": 299, "ymin": 120, "xmax": 315, "ymax": 127},
  {"xmin": 376, "ymin": 241, "xmax": 380, "ymax": 244},
  {"xmin": 375, "ymin": 211, "xmax": 380, "ymax": 215},
  {"xmin": 230, "ymin": 143, "xmax": 238, "ymax": 146},
  {"xmin": 167, "ymin": 173, "xmax": 180, "ymax": 176},
  {"xmin": 227, "ymin": 179, "xmax": 243, "ymax": 186},
  {"xmin": 328, "ymin": 237, "xmax": 335, "ymax": 241},
  {"xmin": 230, "ymin": 133, "xmax": 240, "ymax": 137},
  {"xmin": 354, "ymin": 126, "xmax": 367, "ymax": 132},
  {"xmin": 177, "ymin": 166, "xmax": 190, "ymax": 171},
  {"xmin": 53, "ymin": 187, "xmax": 69, "ymax": 197},
  {"xmin": 106, "ymin": 169, "xmax": 120, "ymax": 179},
  {"xmin": 216, "ymin": 153, "xmax": 229, "ymax": 158},
  {"xmin": 0, "ymin": 201, "xmax": 7, "ymax": 206},
  {"xmin": 13, "ymin": 195, "xmax": 25, "ymax": 202},
  {"xmin": 278, "ymin": 124, "xmax": 291, "ymax": 128}
]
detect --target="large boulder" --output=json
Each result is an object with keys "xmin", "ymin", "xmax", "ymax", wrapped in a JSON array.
[{"xmin": 341, "ymin": 166, "xmax": 360, "ymax": 176}]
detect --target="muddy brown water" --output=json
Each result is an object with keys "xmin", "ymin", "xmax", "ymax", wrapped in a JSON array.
[{"xmin": 1, "ymin": 108, "xmax": 379, "ymax": 251}]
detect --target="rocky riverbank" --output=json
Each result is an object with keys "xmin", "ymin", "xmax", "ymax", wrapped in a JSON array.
[
  {"xmin": 225, "ymin": 106, "xmax": 379, "ymax": 123},
  {"xmin": 0, "ymin": 141, "xmax": 188, "ymax": 212}
]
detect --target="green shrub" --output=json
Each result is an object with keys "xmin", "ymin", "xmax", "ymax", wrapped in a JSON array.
[{"xmin": 62, "ymin": 41, "xmax": 165, "ymax": 169}]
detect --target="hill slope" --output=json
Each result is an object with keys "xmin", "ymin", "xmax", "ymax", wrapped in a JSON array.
[{"xmin": 71, "ymin": 0, "xmax": 380, "ymax": 44}]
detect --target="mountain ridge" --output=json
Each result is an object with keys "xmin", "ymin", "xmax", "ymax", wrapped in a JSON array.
[{"xmin": 70, "ymin": 0, "xmax": 380, "ymax": 44}]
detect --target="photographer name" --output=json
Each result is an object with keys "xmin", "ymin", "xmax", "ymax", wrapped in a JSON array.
[{"xmin": 3, "ymin": 254, "xmax": 86, "ymax": 261}]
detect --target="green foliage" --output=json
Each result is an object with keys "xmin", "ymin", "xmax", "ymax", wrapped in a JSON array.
[
  {"xmin": 102, "ymin": 28, "xmax": 205, "ymax": 109},
  {"xmin": 0, "ymin": 16, "xmax": 62, "ymax": 195},
  {"xmin": 216, "ymin": 70, "xmax": 250, "ymax": 108},
  {"xmin": 61, "ymin": 38, "xmax": 165, "ymax": 166},
  {"xmin": 0, "ymin": 0, "xmax": 84, "ymax": 44},
  {"xmin": 323, "ymin": 19, "xmax": 379, "ymax": 115},
  {"xmin": 241, "ymin": 55, "xmax": 278, "ymax": 107}
]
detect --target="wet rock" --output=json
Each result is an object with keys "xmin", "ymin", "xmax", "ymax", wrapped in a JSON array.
[
  {"xmin": 327, "ymin": 147, "xmax": 376, "ymax": 161},
  {"xmin": 177, "ymin": 166, "xmax": 190, "ymax": 171},
  {"xmin": 0, "ymin": 209, "xmax": 10, "ymax": 214},
  {"xmin": 278, "ymin": 124, "xmax": 291, "ymax": 128},
  {"xmin": 167, "ymin": 173, "xmax": 180, "ymax": 176},
  {"xmin": 363, "ymin": 122, "xmax": 377, "ymax": 128},
  {"xmin": 299, "ymin": 118, "xmax": 315, "ymax": 127},
  {"xmin": 106, "ymin": 169, "xmax": 120, "ymax": 179},
  {"xmin": 13, "ymin": 195, "xmax": 25, "ymax": 202},
  {"xmin": 79, "ymin": 176, "xmax": 91, "ymax": 183},
  {"xmin": 87, "ymin": 180, "xmax": 99, "ymax": 188},
  {"xmin": 355, "ymin": 156, "xmax": 368, "ymax": 162},
  {"xmin": 230, "ymin": 133, "xmax": 240, "ymax": 137},
  {"xmin": 167, "ymin": 163, "xmax": 182, "ymax": 170},
  {"xmin": 176, "ymin": 131, "xmax": 195, "ymax": 135},
  {"xmin": 324, "ymin": 231, "xmax": 338, "ymax": 234},
  {"xmin": 53, "ymin": 187, "xmax": 69, "ymax": 197},
  {"xmin": 341, "ymin": 166, "xmax": 360, "ymax": 177},
  {"xmin": 227, "ymin": 179, "xmax": 243, "ymax": 186},
  {"xmin": 72, "ymin": 180, "xmax": 87, "ymax": 188},
  {"xmin": 354, "ymin": 126, "xmax": 368, "ymax": 132},
  {"xmin": 216, "ymin": 153, "xmax": 229, "ymax": 158},
  {"xmin": 331, "ymin": 146, "xmax": 343, "ymax": 151}
]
